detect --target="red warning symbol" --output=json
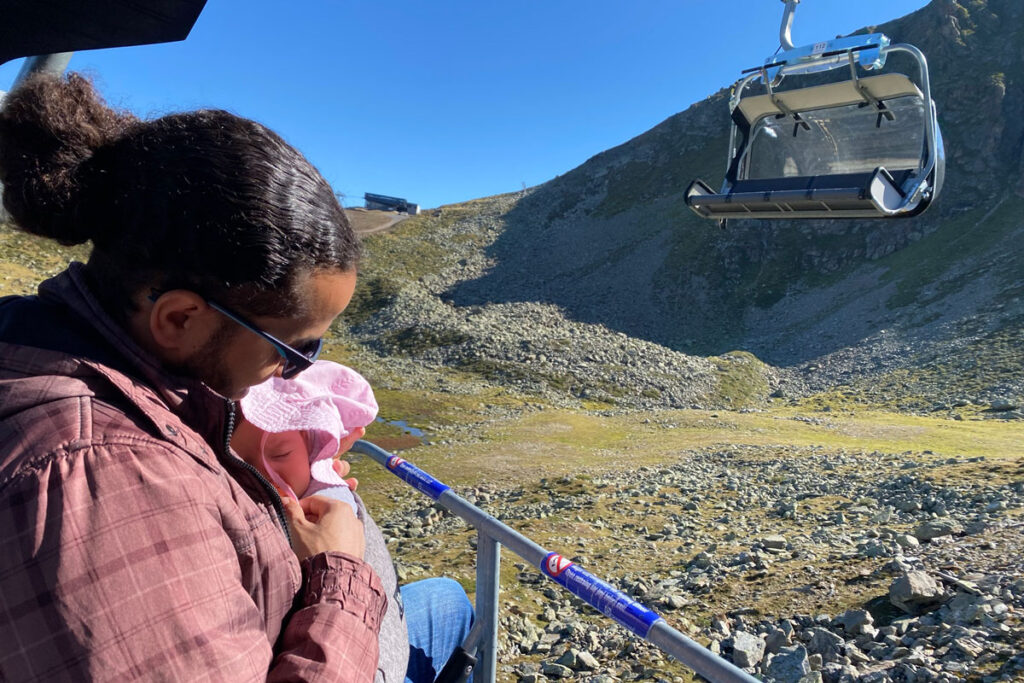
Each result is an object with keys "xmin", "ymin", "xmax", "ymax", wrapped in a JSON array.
[
  {"xmin": 544, "ymin": 553, "xmax": 573, "ymax": 577},
  {"xmin": 387, "ymin": 456, "xmax": 405, "ymax": 470}
]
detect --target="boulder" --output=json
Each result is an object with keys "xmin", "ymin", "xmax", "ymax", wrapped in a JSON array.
[
  {"xmin": 518, "ymin": 674, "xmax": 546, "ymax": 683},
  {"xmin": 820, "ymin": 662, "xmax": 859, "ymax": 683},
  {"xmin": 804, "ymin": 627, "xmax": 845, "ymax": 662},
  {"xmin": 764, "ymin": 628, "xmax": 791, "ymax": 654},
  {"xmin": 766, "ymin": 645, "xmax": 811, "ymax": 682},
  {"xmin": 990, "ymin": 398, "xmax": 1019, "ymax": 411},
  {"xmin": 943, "ymin": 592, "xmax": 1009, "ymax": 624},
  {"xmin": 540, "ymin": 662, "xmax": 572, "ymax": 679},
  {"xmin": 890, "ymin": 571, "xmax": 946, "ymax": 614},
  {"xmin": 575, "ymin": 651, "xmax": 600, "ymax": 671},
  {"xmin": 894, "ymin": 533, "xmax": 920, "ymax": 549},
  {"xmin": 555, "ymin": 649, "xmax": 578, "ymax": 669},
  {"xmin": 834, "ymin": 609, "xmax": 874, "ymax": 635},
  {"xmin": 725, "ymin": 631, "xmax": 765, "ymax": 668},
  {"xmin": 913, "ymin": 520, "xmax": 961, "ymax": 541}
]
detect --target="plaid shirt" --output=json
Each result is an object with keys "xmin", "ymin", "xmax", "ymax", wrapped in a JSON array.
[{"xmin": 0, "ymin": 265, "xmax": 387, "ymax": 681}]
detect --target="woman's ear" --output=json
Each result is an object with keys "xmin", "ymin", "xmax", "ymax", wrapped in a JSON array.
[{"xmin": 148, "ymin": 289, "xmax": 219, "ymax": 358}]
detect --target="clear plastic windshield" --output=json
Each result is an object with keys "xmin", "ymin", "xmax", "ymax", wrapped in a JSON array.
[{"xmin": 743, "ymin": 95, "xmax": 927, "ymax": 179}]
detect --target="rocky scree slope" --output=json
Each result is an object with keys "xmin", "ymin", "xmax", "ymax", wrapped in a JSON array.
[{"xmin": 346, "ymin": 196, "xmax": 782, "ymax": 410}]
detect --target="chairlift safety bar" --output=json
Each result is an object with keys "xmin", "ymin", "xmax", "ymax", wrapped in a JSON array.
[
  {"xmin": 350, "ymin": 440, "xmax": 760, "ymax": 683},
  {"xmin": 741, "ymin": 34, "xmax": 891, "ymax": 82}
]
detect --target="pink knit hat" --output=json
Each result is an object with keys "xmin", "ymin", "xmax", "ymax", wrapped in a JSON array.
[{"xmin": 239, "ymin": 360, "xmax": 378, "ymax": 501}]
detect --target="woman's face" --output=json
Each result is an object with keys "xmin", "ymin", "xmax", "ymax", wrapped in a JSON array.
[{"xmin": 193, "ymin": 269, "xmax": 358, "ymax": 400}]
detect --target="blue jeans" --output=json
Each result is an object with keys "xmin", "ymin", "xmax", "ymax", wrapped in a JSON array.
[{"xmin": 400, "ymin": 578, "xmax": 474, "ymax": 683}]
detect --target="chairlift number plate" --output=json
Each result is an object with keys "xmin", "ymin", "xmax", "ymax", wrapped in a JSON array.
[{"xmin": 812, "ymin": 42, "xmax": 828, "ymax": 55}]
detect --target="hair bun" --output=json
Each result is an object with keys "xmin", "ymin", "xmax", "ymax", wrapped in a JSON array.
[{"xmin": 0, "ymin": 72, "xmax": 136, "ymax": 245}]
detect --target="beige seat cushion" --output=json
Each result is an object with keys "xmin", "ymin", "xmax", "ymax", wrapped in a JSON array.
[{"xmin": 736, "ymin": 73, "xmax": 923, "ymax": 125}]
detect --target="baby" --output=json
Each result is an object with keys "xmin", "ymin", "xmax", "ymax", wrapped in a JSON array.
[
  {"xmin": 231, "ymin": 359, "xmax": 378, "ymax": 515},
  {"xmin": 231, "ymin": 360, "xmax": 414, "ymax": 683}
]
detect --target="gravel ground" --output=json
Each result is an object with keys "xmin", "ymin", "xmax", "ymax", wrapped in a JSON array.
[{"xmin": 368, "ymin": 445, "xmax": 1024, "ymax": 682}]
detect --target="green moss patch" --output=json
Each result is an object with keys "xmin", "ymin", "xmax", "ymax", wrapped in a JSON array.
[{"xmin": 708, "ymin": 350, "xmax": 774, "ymax": 408}]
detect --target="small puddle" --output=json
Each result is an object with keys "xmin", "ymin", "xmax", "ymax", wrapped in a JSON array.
[
  {"xmin": 368, "ymin": 417, "xmax": 430, "ymax": 452},
  {"xmin": 379, "ymin": 418, "xmax": 426, "ymax": 438}
]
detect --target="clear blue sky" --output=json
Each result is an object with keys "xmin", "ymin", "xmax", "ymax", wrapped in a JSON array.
[{"xmin": 0, "ymin": 0, "xmax": 931, "ymax": 210}]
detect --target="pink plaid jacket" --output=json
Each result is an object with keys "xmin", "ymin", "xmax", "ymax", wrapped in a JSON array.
[{"xmin": 0, "ymin": 265, "xmax": 387, "ymax": 681}]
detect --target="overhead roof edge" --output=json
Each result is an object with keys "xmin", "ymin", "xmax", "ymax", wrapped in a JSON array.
[{"xmin": 0, "ymin": 0, "xmax": 208, "ymax": 66}]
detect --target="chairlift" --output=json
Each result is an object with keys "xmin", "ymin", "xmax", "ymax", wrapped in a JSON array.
[{"xmin": 686, "ymin": 0, "xmax": 945, "ymax": 221}]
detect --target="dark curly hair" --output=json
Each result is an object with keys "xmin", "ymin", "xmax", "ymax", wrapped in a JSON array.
[{"xmin": 0, "ymin": 72, "xmax": 360, "ymax": 321}]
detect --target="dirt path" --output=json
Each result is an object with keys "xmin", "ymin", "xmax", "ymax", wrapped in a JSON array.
[{"xmin": 345, "ymin": 208, "xmax": 412, "ymax": 235}]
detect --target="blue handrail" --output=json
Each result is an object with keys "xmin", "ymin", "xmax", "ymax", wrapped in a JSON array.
[{"xmin": 350, "ymin": 440, "xmax": 759, "ymax": 683}]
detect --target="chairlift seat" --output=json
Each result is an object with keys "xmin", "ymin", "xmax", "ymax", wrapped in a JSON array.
[
  {"xmin": 686, "ymin": 31, "xmax": 944, "ymax": 222},
  {"xmin": 687, "ymin": 168, "xmax": 911, "ymax": 218}
]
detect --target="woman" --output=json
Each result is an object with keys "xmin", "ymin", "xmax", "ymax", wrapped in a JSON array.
[{"xmin": 0, "ymin": 73, "xmax": 469, "ymax": 682}]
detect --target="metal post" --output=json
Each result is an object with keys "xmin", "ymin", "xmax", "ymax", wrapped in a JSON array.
[
  {"xmin": 473, "ymin": 533, "xmax": 501, "ymax": 682},
  {"xmin": 13, "ymin": 53, "xmax": 73, "ymax": 87},
  {"xmin": 350, "ymin": 441, "xmax": 760, "ymax": 683}
]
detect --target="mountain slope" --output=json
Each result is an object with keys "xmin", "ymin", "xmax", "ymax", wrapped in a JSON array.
[
  {"xmin": 348, "ymin": 0, "xmax": 1023, "ymax": 410},
  {"xmin": 447, "ymin": 0, "xmax": 1022, "ymax": 350}
]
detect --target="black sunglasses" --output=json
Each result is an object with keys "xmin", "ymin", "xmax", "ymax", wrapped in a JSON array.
[{"xmin": 149, "ymin": 289, "xmax": 323, "ymax": 379}]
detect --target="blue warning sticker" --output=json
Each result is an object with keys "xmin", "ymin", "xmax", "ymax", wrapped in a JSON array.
[
  {"xmin": 384, "ymin": 457, "xmax": 449, "ymax": 500},
  {"xmin": 543, "ymin": 561, "xmax": 661, "ymax": 638}
]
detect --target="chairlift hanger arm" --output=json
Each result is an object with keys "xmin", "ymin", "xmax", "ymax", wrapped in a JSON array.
[
  {"xmin": 748, "ymin": 33, "xmax": 892, "ymax": 85},
  {"xmin": 779, "ymin": 0, "xmax": 800, "ymax": 52},
  {"xmin": 741, "ymin": 43, "xmax": 881, "ymax": 76}
]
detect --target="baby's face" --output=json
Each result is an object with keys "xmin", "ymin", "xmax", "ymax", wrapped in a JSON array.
[
  {"xmin": 261, "ymin": 431, "xmax": 312, "ymax": 496},
  {"xmin": 232, "ymin": 419, "xmax": 311, "ymax": 496}
]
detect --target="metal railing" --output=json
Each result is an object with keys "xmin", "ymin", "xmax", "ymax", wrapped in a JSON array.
[{"xmin": 350, "ymin": 440, "xmax": 760, "ymax": 683}]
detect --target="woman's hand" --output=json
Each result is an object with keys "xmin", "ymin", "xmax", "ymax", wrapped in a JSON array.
[
  {"xmin": 337, "ymin": 426, "xmax": 364, "ymax": 454},
  {"xmin": 282, "ymin": 495, "xmax": 365, "ymax": 561},
  {"xmin": 331, "ymin": 426, "xmax": 365, "ymax": 491}
]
